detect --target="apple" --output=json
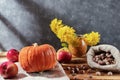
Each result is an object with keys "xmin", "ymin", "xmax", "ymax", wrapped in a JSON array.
[
  {"xmin": 57, "ymin": 47, "xmax": 72, "ymax": 63},
  {"xmin": 0, "ymin": 61, "xmax": 18, "ymax": 79},
  {"xmin": 7, "ymin": 49, "xmax": 19, "ymax": 62}
]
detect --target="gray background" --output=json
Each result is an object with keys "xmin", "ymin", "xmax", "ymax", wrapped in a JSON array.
[{"xmin": 0, "ymin": 0, "xmax": 120, "ymax": 51}]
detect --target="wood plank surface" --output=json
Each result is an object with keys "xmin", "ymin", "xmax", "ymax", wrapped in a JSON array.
[
  {"xmin": 0, "ymin": 52, "xmax": 7, "ymax": 63},
  {"xmin": 61, "ymin": 57, "xmax": 120, "ymax": 80},
  {"xmin": 1, "ymin": 52, "xmax": 120, "ymax": 80}
]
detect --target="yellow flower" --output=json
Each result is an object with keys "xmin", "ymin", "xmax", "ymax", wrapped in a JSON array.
[
  {"xmin": 50, "ymin": 18, "xmax": 101, "ymax": 47},
  {"xmin": 50, "ymin": 18, "xmax": 64, "ymax": 34},
  {"xmin": 57, "ymin": 26, "xmax": 77, "ymax": 44},
  {"xmin": 50, "ymin": 18, "xmax": 77, "ymax": 45},
  {"xmin": 83, "ymin": 31, "xmax": 100, "ymax": 46}
]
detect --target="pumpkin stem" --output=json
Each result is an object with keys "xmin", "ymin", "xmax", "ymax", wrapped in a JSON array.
[{"xmin": 33, "ymin": 43, "xmax": 38, "ymax": 47}]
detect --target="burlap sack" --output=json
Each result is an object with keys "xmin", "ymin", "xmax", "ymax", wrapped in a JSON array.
[{"xmin": 87, "ymin": 44, "xmax": 120, "ymax": 72}]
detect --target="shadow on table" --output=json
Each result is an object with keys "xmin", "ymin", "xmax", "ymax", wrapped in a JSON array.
[
  {"xmin": 28, "ymin": 63, "xmax": 66, "ymax": 78},
  {"xmin": 4, "ymin": 73, "xmax": 27, "ymax": 80}
]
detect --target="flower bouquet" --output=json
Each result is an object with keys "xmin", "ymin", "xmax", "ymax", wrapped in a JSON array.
[{"xmin": 50, "ymin": 18, "xmax": 100, "ymax": 57}]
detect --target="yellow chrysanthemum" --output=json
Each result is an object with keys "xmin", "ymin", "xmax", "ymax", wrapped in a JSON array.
[
  {"xmin": 83, "ymin": 31, "xmax": 100, "ymax": 46},
  {"xmin": 50, "ymin": 18, "xmax": 101, "ymax": 47},
  {"xmin": 57, "ymin": 26, "xmax": 77, "ymax": 44},
  {"xmin": 50, "ymin": 18, "xmax": 64, "ymax": 34}
]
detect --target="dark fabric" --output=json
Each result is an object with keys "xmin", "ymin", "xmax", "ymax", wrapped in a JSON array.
[{"xmin": 0, "ymin": 0, "xmax": 120, "ymax": 51}]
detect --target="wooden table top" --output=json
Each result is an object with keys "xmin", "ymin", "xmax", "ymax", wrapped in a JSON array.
[
  {"xmin": 61, "ymin": 57, "xmax": 120, "ymax": 80},
  {"xmin": 1, "ymin": 52, "xmax": 120, "ymax": 80}
]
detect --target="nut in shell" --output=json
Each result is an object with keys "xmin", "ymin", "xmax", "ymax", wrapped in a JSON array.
[
  {"xmin": 107, "ymin": 71, "xmax": 113, "ymax": 76},
  {"xmin": 95, "ymin": 71, "xmax": 101, "ymax": 76}
]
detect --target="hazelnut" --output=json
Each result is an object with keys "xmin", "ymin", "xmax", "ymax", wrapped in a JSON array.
[
  {"xmin": 98, "ymin": 60, "xmax": 104, "ymax": 65},
  {"xmin": 101, "ymin": 56, "xmax": 105, "ymax": 59},
  {"xmin": 67, "ymin": 66, "xmax": 71, "ymax": 70},
  {"xmin": 71, "ymin": 67, "xmax": 75, "ymax": 71},
  {"xmin": 105, "ymin": 62, "xmax": 110, "ymax": 65},
  {"xmin": 107, "ymin": 58, "xmax": 112, "ymax": 61},
  {"xmin": 87, "ymin": 69, "xmax": 95, "ymax": 73},
  {"xmin": 107, "ymin": 71, "xmax": 113, "ymax": 76},
  {"xmin": 79, "ymin": 70, "xmax": 85, "ymax": 74},
  {"xmin": 80, "ymin": 65, "xmax": 85, "ymax": 69},
  {"xmin": 107, "ymin": 54, "xmax": 112, "ymax": 58},
  {"xmin": 106, "ymin": 53, "xmax": 110, "ymax": 57},
  {"xmin": 71, "ymin": 70, "xmax": 76, "ymax": 76},
  {"xmin": 112, "ymin": 61, "xmax": 116, "ymax": 64},
  {"xmin": 82, "ymin": 65, "xmax": 89, "ymax": 70},
  {"xmin": 95, "ymin": 71, "xmax": 101, "ymax": 76},
  {"xmin": 93, "ymin": 58, "xmax": 96, "ymax": 61},
  {"xmin": 95, "ymin": 57, "xmax": 99, "ymax": 62},
  {"xmin": 100, "ymin": 53, "xmax": 104, "ymax": 57},
  {"xmin": 103, "ymin": 58, "xmax": 108, "ymax": 63},
  {"xmin": 75, "ymin": 67, "xmax": 79, "ymax": 73},
  {"xmin": 95, "ymin": 55, "xmax": 99, "ymax": 58},
  {"xmin": 71, "ymin": 69, "xmax": 75, "ymax": 73},
  {"xmin": 79, "ymin": 67, "xmax": 83, "ymax": 70},
  {"xmin": 88, "ymin": 75, "xmax": 93, "ymax": 79}
]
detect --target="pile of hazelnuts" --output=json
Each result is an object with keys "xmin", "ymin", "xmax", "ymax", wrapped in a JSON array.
[
  {"xmin": 65, "ymin": 65, "xmax": 114, "ymax": 76},
  {"xmin": 93, "ymin": 51, "xmax": 116, "ymax": 65},
  {"xmin": 64, "ymin": 65, "xmax": 95, "ymax": 75}
]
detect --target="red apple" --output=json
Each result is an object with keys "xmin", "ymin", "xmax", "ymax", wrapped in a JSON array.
[
  {"xmin": 0, "ymin": 61, "xmax": 18, "ymax": 79},
  {"xmin": 57, "ymin": 47, "xmax": 72, "ymax": 63},
  {"xmin": 7, "ymin": 49, "xmax": 19, "ymax": 62}
]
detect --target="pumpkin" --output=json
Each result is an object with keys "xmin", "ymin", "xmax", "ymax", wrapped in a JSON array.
[{"xmin": 19, "ymin": 43, "xmax": 57, "ymax": 72}]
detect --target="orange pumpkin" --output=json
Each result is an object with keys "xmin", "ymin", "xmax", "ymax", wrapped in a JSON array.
[{"xmin": 19, "ymin": 43, "xmax": 57, "ymax": 72}]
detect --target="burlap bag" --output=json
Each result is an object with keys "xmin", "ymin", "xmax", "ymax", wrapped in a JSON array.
[{"xmin": 87, "ymin": 44, "xmax": 120, "ymax": 72}]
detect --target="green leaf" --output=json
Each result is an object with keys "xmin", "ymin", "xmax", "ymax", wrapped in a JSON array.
[{"xmin": 61, "ymin": 42, "xmax": 68, "ymax": 48}]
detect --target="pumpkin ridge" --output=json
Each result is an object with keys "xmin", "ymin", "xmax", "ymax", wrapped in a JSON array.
[
  {"xmin": 50, "ymin": 46, "xmax": 57, "ymax": 68},
  {"xmin": 48, "ymin": 47, "xmax": 53, "ymax": 69},
  {"xmin": 41, "ymin": 49, "xmax": 45, "ymax": 71},
  {"xmin": 44, "ymin": 44, "xmax": 52, "ymax": 70},
  {"xmin": 38, "ymin": 46, "xmax": 44, "ymax": 71},
  {"xmin": 30, "ymin": 46, "xmax": 37, "ymax": 72},
  {"xmin": 44, "ymin": 44, "xmax": 56, "ymax": 70},
  {"xmin": 34, "ymin": 46, "xmax": 40, "ymax": 72},
  {"xmin": 42, "ymin": 45, "xmax": 49, "ymax": 71},
  {"xmin": 27, "ymin": 47, "xmax": 34, "ymax": 72},
  {"xmin": 19, "ymin": 47, "xmax": 31, "ymax": 71},
  {"xmin": 46, "ymin": 47, "xmax": 51, "ymax": 70},
  {"xmin": 46, "ymin": 45, "xmax": 53, "ymax": 70},
  {"xmin": 21, "ymin": 47, "xmax": 28, "ymax": 69}
]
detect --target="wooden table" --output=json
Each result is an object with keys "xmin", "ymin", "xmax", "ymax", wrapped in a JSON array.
[
  {"xmin": 61, "ymin": 57, "xmax": 120, "ymax": 80},
  {"xmin": 1, "ymin": 52, "xmax": 120, "ymax": 80},
  {"xmin": 0, "ymin": 52, "xmax": 7, "ymax": 63}
]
